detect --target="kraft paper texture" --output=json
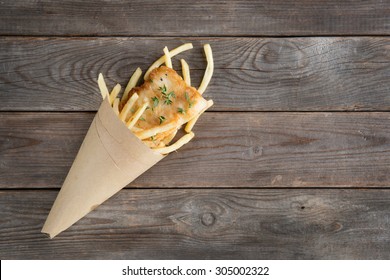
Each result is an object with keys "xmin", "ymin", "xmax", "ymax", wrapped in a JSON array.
[{"xmin": 42, "ymin": 98, "xmax": 164, "ymax": 238}]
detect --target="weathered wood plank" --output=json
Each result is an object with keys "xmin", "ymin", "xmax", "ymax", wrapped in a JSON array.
[
  {"xmin": 0, "ymin": 189, "xmax": 389, "ymax": 259},
  {"xmin": 0, "ymin": 1, "xmax": 388, "ymax": 36},
  {"xmin": 1, "ymin": 37, "xmax": 389, "ymax": 111},
  {"xmin": 2, "ymin": 112, "xmax": 390, "ymax": 188}
]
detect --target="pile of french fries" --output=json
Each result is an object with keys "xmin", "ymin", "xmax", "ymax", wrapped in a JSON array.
[{"xmin": 97, "ymin": 43, "xmax": 214, "ymax": 155}]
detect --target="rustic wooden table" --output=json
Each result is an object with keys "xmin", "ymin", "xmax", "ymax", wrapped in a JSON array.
[{"xmin": 1, "ymin": 1, "xmax": 389, "ymax": 259}]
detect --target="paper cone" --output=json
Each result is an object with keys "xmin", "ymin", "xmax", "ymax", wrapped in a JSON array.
[{"xmin": 42, "ymin": 98, "xmax": 164, "ymax": 238}]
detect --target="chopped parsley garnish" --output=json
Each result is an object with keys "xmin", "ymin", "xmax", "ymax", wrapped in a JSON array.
[
  {"xmin": 139, "ymin": 117, "xmax": 146, "ymax": 121},
  {"xmin": 177, "ymin": 107, "xmax": 186, "ymax": 114},
  {"xmin": 160, "ymin": 84, "xmax": 175, "ymax": 105},
  {"xmin": 164, "ymin": 98, "xmax": 173, "ymax": 105},
  {"xmin": 151, "ymin": 96, "xmax": 159, "ymax": 108},
  {"xmin": 159, "ymin": 85, "xmax": 167, "ymax": 94},
  {"xmin": 149, "ymin": 79, "xmax": 153, "ymax": 83},
  {"xmin": 185, "ymin": 91, "xmax": 194, "ymax": 108},
  {"xmin": 158, "ymin": 115, "xmax": 166, "ymax": 124},
  {"xmin": 150, "ymin": 135, "xmax": 155, "ymax": 141}
]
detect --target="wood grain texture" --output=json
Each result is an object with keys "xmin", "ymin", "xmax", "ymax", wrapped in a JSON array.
[
  {"xmin": 0, "ymin": 0, "xmax": 388, "ymax": 36},
  {"xmin": 1, "ymin": 0, "xmax": 389, "ymax": 262},
  {"xmin": 1, "ymin": 37, "xmax": 389, "ymax": 111},
  {"xmin": 2, "ymin": 112, "xmax": 390, "ymax": 188},
  {"xmin": 1, "ymin": 189, "xmax": 389, "ymax": 259}
]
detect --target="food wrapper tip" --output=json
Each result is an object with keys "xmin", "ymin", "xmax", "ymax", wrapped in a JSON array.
[{"xmin": 42, "ymin": 98, "xmax": 163, "ymax": 238}]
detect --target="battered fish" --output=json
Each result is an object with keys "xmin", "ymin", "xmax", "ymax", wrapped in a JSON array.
[{"xmin": 121, "ymin": 66, "xmax": 208, "ymax": 146}]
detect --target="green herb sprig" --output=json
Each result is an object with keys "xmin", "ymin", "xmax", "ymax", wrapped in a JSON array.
[
  {"xmin": 151, "ymin": 96, "xmax": 159, "ymax": 109},
  {"xmin": 185, "ymin": 92, "xmax": 194, "ymax": 108},
  {"xmin": 159, "ymin": 85, "xmax": 167, "ymax": 94},
  {"xmin": 158, "ymin": 115, "xmax": 166, "ymax": 124},
  {"xmin": 160, "ymin": 84, "xmax": 175, "ymax": 105}
]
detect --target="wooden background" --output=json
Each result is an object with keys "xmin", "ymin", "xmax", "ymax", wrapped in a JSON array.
[{"xmin": 0, "ymin": 0, "xmax": 389, "ymax": 259}]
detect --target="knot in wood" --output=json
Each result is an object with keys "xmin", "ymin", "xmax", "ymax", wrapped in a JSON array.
[{"xmin": 200, "ymin": 212, "xmax": 215, "ymax": 227}]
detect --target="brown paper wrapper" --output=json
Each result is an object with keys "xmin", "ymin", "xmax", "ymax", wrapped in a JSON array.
[{"xmin": 42, "ymin": 98, "xmax": 164, "ymax": 238}]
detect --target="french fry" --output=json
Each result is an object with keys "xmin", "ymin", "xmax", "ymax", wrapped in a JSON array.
[
  {"xmin": 112, "ymin": 98, "xmax": 120, "ymax": 116},
  {"xmin": 141, "ymin": 128, "xmax": 177, "ymax": 148},
  {"xmin": 185, "ymin": 99, "xmax": 214, "ymax": 133},
  {"xmin": 153, "ymin": 132, "xmax": 195, "ymax": 154},
  {"xmin": 126, "ymin": 101, "xmax": 149, "ymax": 129},
  {"xmin": 162, "ymin": 128, "xmax": 179, "ymax": 145},
  {"xmin": 142, "ymin": 140, "xmax": 156, "ymax": 148},
  {"xmin": 144, "ymin": 43, "xmax": 193, "ymax": 79},
  {"xmin": 97, "ymin": 43, "xmax": 213, "ymax": 152},
  {"xmin": 198, "ymin": 44, "xmax": 214, "ymax": 94},
  {"xmin": 163, "ymin": 46, "xmax": 172, "ymax": 68},
  {"xmin": 181, "ymin": 59, "xmax": 191, "ymax": 86},
  {"xmin": 135, "ymin": 122, "xmax": 179, "ymax": 140},
  {"xmin": 119, "ymin": 93, "xmax": 139, "ymax": 122},
  {"xmin": 97, "ymin": 73, "xmax": 109, "ymax": 100},
  {"xmin": 143, "ymin": 139, "xmax": 165, "ymax": 149},
  {"xmin": 122, "ymin": 67, "xmax": 142, "ymax": 106},
  {"xmin": 110, "ymin": 84, "xmax": 121, "ymax": 105},
  {"xmin": 130, "ymin": 126, "xmax": 143, "ymax": 132}
]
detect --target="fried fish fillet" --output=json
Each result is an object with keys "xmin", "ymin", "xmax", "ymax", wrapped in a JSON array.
[{"xmin": 121, "ymin": 66, "xmax": 208, "ymax": 146}]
